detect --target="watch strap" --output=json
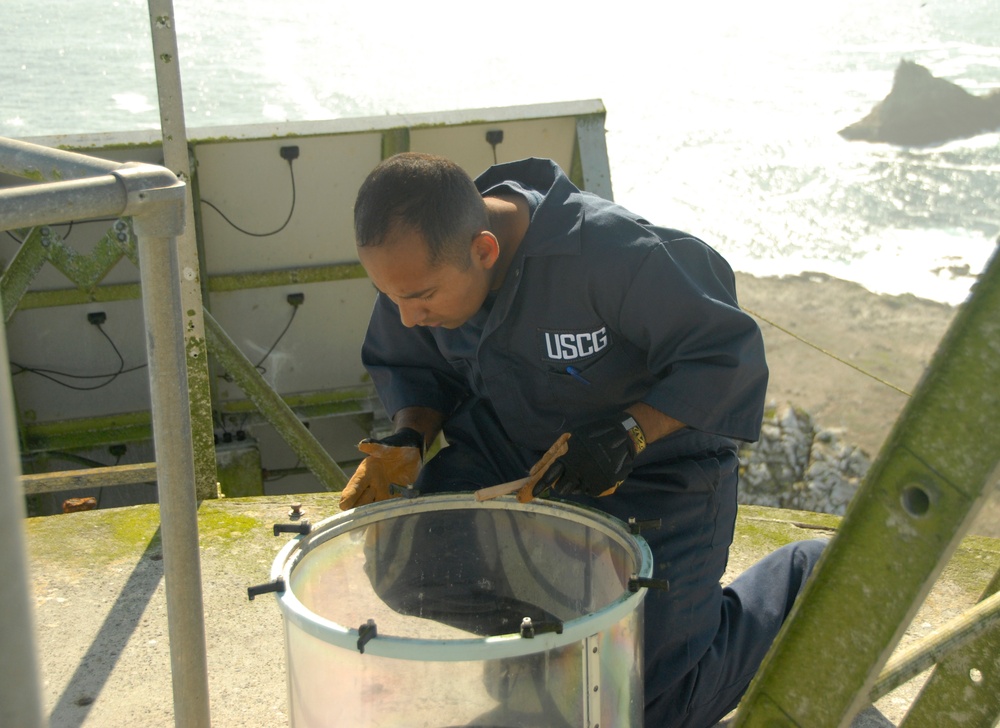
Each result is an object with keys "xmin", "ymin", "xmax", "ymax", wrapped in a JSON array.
[{"xmin": 621, "ymin": 415, "xmax": 647, "ymax": 455}]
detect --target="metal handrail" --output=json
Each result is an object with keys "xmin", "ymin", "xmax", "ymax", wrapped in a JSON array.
[
  {"xmin": 0, "ymin": 136, "xmax": 119, "ymax": 180},
  {"xmin": 0, "ymin": 137, "xmax": 211, "ymax": 728}
]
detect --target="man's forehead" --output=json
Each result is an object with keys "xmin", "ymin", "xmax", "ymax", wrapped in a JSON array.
[{"xmin": 359, "ymin": 239, "xmax": 441, "ymax": 296}]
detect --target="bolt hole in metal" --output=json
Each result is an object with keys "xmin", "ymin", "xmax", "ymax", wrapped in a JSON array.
[
  {"xmin": 970, "ymin": 667, "xmax": 983, "ymax": 684},
  {"xmin": 901, "ymin": 484, "xmax": 931, "ymax": 517}
]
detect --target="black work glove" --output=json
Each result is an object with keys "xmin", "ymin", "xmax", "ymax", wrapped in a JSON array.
[{"xmin": 534, "ymin": 413, "xmax": 647, "ymax": 498}]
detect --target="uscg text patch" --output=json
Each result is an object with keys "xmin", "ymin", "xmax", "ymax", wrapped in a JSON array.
[{"xmin": 540, "ymin": 326, "xmax": 610, "ymax": 362}]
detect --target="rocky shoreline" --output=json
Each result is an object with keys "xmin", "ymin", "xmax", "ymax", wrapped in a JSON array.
[
  {"xmin": 734, "ymin": 271, "xmax": 998, "ymax": 537},
  {"xmin": 739, "ymin": 402, "xmax": 870, "ymax": 516}
]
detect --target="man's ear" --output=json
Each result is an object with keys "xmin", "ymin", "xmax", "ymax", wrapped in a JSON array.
[{"xmin": 471, "ymin": 232, "xmax": 501, "ymax": 269}]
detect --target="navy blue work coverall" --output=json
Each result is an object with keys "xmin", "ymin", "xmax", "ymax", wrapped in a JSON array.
[{"xmin": 361, "ymin": 158, "xmax": 825, "ymax": 727}]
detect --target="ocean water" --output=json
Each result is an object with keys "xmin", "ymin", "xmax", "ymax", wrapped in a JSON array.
[{"xmin": 2, "ymin": 0, "xmax": 998, "ymax": 305}]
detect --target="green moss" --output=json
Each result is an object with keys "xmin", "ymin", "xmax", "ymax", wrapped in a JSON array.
[
  {"xmin": 734, "ymin": 506, "xmax": 839, "ymax": 559},
  {"xmin": 939, "ymin": 534, "xmax": 1000, "ymax": 597},
  {"xmin": 22, "ymin": 411, "xmax": 153, "ymax": 451},
  {"xmin": 733, "ymin": 505, "xmax": 999, "ymax": 602},
  {"xmin": 26, "ymin": 502, "xmax": 264, "ymax": 570},
  {"xmin": 26, "ymin": 504, "xmax": 161, "ymax": 568},
  {"xmin": 108, "ymin": 505, "xmax": 163, "ymax": 551},
  {"xmin": 217, "ymin": 385, "xmax": 373, "ymax": 417},
  {"xmin": 55, "ymin": 142, "xmax": 161, "ymax": 153},
  {"xmin": 195, "ymin": 505, "xmax": 261, "ymax": 543}
]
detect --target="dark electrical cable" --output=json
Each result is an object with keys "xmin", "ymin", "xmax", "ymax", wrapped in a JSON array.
[
  {"xmin": 201, "ymin": 158, "xmax": 297, "ymax": 237},
  {"xmin": 6, "ymin": 219, "xmax": 115, "ymax": 245},
  {"xmin": 215, "ymin": 302, "xmax": 301, "ymax": 380},
  {"xmin": 215, "ymin": 300, "xmax": 301, "ymax": 437},
  {"xmin": 10, "ymin": 322, "xmax": 145, "ymax": 391},
  {"xmin": 254, "ymin": 303, "xmax": 299, "ymax": 375}
]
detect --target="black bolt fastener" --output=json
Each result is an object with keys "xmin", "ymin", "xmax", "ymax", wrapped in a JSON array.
[
  {"xmin": 627, "ymin": 517, "xmax": 663, "ymax": 534},
  {"xmin": 628, "ymin": 575, "xmax": 670, "ymax": 593},
  {"xmin": 247, "ymin": 577, "xmax": 285, "ymax": 601},
  {"xmin": 357, "ymin": 619, "xmax": 377, "ymax": 654},
  {"xmin": 273, "ymin": 521, "xmax": 311, "ymax": 536},
  {"xmin": 519, "ymin": 617, "xmax": 564, "ymax": 638}
]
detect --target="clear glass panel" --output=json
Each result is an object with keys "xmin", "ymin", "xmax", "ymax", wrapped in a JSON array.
[
  {"xmin": 281, "ymin": 500, "xmax": 645, "ymax": 727},
  {"xmin": 292, "ymin": 508, "xmax": 633, "ymax": 638}
]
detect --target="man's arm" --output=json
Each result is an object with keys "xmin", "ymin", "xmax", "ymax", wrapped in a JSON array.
[
  {"xmin": 392, "ymin": 406, "xmax": 446, "ymax": 452},
  {"xmin": 611, "ymin": 236, "xmax": 768, "ymax": 443},
  {"xmin": 625, "ymin": 401, "xmax": 685, "ymax": 445}
]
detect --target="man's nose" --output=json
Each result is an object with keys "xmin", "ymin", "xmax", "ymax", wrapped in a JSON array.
[{"xmin": 398, "ymin": 301, "xmax": 426, "ymax": 328}]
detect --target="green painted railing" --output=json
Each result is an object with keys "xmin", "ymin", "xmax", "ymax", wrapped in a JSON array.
[{"xmin": 733, "ymin": 247, "xmax": 1000, "ymax": 727}]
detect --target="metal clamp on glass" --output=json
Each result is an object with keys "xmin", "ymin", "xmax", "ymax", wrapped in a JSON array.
[
  {"xmin": 519, "ymin": 616, "xmax": 564, "ymax": 639},
  {"xmin": 247, "ymin": 577, "xmax": 286, "ymax": 601},
  {"xmin": 389, "ymin": 483, "xmax": 419, "ymax": 498},
  {"xmin": 628, "ymin": 574, "xmax": 670, "ymax": 593},
  {"xmin": 273, "ymin": 521, "xmax": 312, "ymax": 536},
  {"xmin": 627, "ymin": 516, "xmax": 662, "ymax": 534},
  {"xmin": 357, "ymin": 619, "xmax": 378, "ymax": 654}
]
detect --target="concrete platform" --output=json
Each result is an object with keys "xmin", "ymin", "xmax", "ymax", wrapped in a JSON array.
[{"xmin": 23, "ymin": 494, "xmax": 1000, "ymax": 727}]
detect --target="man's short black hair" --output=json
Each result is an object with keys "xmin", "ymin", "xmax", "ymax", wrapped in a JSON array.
[{"xmin": 354, "ymin": 152, "xmax": 489, "ymax": 268}]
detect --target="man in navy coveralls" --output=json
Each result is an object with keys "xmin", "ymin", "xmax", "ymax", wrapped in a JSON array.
[{"xmin": 340, "ymin": 152, "xmax": 825, "ymax": 727}]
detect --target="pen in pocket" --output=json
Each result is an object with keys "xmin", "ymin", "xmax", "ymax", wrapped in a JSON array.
[{"xmin": 565, "ymin": 366, "xmax": 591, "ymax": 385}]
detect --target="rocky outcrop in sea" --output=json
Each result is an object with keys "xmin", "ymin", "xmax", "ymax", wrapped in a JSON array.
[
  {"xmin": 738, "ymin": 402, "xmax": 871, "ymax": 516},
  {"xmin": 839, "ymin": 59, "xmax": 1000, "ymax": 147}
]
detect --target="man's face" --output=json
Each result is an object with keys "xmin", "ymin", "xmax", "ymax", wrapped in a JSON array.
[{"xmin": 358, "ymin": 227, "xmax": 495, "ymax": 329}]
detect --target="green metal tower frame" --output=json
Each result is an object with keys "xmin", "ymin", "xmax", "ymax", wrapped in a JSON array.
[{"xmin": 732, "ymin": 246, "xmax": 1000, "ymax": 727}]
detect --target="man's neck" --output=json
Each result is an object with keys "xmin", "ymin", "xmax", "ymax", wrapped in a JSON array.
[{"xmin": 484, "ymin": 193, "xmax": 530, "ymax": 290}]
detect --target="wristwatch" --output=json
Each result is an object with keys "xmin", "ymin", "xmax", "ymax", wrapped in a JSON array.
[{"xmin": 620, "ymin": 415, "xmax": 647, "ymax": 455}]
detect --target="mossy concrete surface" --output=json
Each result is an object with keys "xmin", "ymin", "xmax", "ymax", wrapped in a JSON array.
[{"xmin": 22, "ymin": 497, "xmax": 999, "ymax": 727}]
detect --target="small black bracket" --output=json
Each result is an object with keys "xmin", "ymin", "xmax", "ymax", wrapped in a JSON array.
[
  {"xmin": 247, "ymin": 577, "xmax": 285, "ymax": 601},
  {"xmin": 519, "ymin": 616, "xmax": 564, "ymax": 639},
  {"xmin": 486, "ymin": 129, "xmax": 504, "ymax": 147},
  {"xmin": 628, "ymin": 574, "xmax": 670, "ymax": 593},
  {"xmin": 486, "ymin": 129, "xmax": 504, "ymax": 163},
  {"xmin": 357, "ymin": 619, "xmax": 378, "ymax": 653},
  {"xmin": 388, "ymin": 483, "xmax": 419, "ymax": 498},
  {"xmin": 628, "ymin": 517, "xmax": 662, "ymax": 534},
  {"xmin": 273, "ymin": 521, "xmax": 312, "ymax": 536}
]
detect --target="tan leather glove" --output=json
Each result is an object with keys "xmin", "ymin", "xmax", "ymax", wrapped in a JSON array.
[
  {"xmin": 471, "ymin": 433, "xmax": 572, "ymax": 503},
  {"xmin": 516, "ymin": 433, "xmax": 572, "ymax": 503},
  {"xmin": 339, "ymin": 428, "xmax": 424, "ymax": 510}
]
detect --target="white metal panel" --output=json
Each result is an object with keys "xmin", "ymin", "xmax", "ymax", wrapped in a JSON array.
[
  {"xmin": 209, "ymin": 278, "xmax": 374, "ymax": 398},
  {"xmin": 410, "ymin": 117, "xmax": 578, "ymax": 179},
  {"xmin": 1, "ymin": 100, "xmax": 608, "ymax": 460},
  {"xmin": 194, "ymin": 133, "xmax": 382, "ymax": 275},
  {"xmin": 6, "ymin": 298, "xmax": 150, "ymax": 420}
]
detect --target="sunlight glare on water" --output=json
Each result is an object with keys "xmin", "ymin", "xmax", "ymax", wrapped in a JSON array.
[{"xmin": 1, "ymin": 0, "xmax": 997, "ymax": 305}]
